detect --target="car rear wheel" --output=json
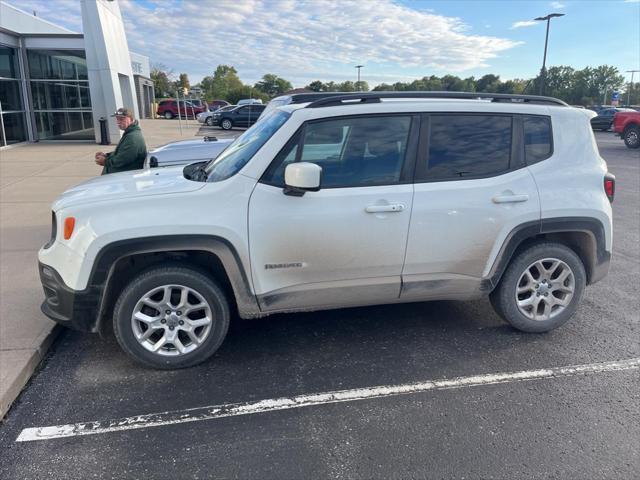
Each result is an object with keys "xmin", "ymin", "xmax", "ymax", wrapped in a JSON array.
[
  {"xmin": 113, "ymin": 265, "xmax": 230, "ymax": 369},
  {"xmin": 623, "ymin": 126, "xmax": 640, "ymax": 149},
  {"xmin": 164, "ymin": 111, "xmax": 174, "ymax": 120},
  {"xmin": 221, "ymin": 118, "xmax": 233, "ymax": 130},
  {"xmin": 205, "ymin": 116, "xmax": 214, "ymax": 126},
  {"xmin": 490, "ymin": 242, "xmax": 586, "ymax": 333}
]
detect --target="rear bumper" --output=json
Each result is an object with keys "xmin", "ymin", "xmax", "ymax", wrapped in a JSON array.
[{"xmin": 39, "ymin": 262, "xmax": 102, "ymax": 333}]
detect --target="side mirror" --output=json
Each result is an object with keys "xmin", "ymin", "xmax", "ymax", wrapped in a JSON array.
[{"xmin": 284, "ymin": 162, "xmax": 322, "ymax": 196}]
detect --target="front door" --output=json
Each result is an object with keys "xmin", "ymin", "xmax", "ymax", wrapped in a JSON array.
[{"xmin": 248, "ymin": 114, "xmax": 419, "ymax": 312}]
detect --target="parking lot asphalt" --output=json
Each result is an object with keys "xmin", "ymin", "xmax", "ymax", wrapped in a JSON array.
[{"xmin": 0, "ymin": 132, "xmax": 638, "ymax": 479}]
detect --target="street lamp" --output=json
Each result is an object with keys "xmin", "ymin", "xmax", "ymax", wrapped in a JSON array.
[
  {"xmin": 534, "ymin": 13, "xmax": 564, "ymax": 96},
  {"xmin": 355, "ymin": 65, "xmax": 364, "ymax": 91},
  {"xmin": 626, "ymin": 70, "xmax": 640, "ymax": 106}
]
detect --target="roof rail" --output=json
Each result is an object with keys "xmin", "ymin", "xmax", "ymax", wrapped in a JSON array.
[{"xmin": 305, "ymin": 91, "xmax": 569, "ymax": 108}]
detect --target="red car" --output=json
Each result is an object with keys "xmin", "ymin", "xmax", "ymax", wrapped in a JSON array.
[
  {"xmin": 613, "ymin": 110, "xmax": 640, "ymax": 149},
  {"xmin": 157, "ymin": 99, "xmax": 206, "ymax": 119}
]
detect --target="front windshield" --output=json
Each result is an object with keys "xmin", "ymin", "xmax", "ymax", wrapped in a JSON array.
[{"xmin": 204, "ymin": 110, "xmax": 290, "ymax": 182}]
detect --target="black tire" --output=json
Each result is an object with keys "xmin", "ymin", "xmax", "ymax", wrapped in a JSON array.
[
  {"xmin": 623, "ymin": 126, "xmax": 640, "ymax": 149},
  {"xmin": 205, "ymin": 116, "xmax": 214, "ymax": 126},
  {"xmin": 113, "ymin": 266, "xmax": 230, "ymax": 369},
  {"xmin": 164, "ymin": 111, "xmax": 174, "ymax": 120},
  {"xmin": 220, "ymin": 118, "xmax": 233, "ymax": 130},
  {"xmin": 490, "ymin": 242, "xmax": 586, "ymax": 333}
]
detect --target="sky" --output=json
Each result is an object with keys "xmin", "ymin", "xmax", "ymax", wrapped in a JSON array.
[{"xmin": 11, "ymin": 0, "xmax": 640, "ymax": 87}]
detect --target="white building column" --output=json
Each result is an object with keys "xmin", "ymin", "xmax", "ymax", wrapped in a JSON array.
[{"xmin": 81, "ymin": 0, "xmax": 139, "ymax": 144}]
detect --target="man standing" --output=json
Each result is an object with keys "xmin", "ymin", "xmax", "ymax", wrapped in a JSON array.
[{"xmin": 94, "ymin": 107, "xmax": 147, "ymax": 174}]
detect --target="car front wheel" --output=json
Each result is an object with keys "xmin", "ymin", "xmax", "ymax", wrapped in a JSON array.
[
  {"xmin": 113, "ymin": 266, "xmax": 230, "ymax": 369},
  {"xmin": 164, "ymin": 111, "xmax": 174, "ymax": 120},
  {"xmin": 220, "ymin": 118, "xmax": 233, "ymax": 130},
  {"xmin": 623, "ymin": 126, "xmax": 640, "ymax": 149},
  {"xmin": 205, "ymin": 116, "xmax": 214, "ymax": 126},
  {"xmin": 490, "ymin": 242, "xmax": 586, "ymax": 333}
]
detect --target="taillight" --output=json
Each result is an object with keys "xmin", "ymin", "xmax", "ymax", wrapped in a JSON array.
[
  {"xmin": 63, "ymin": 217, "xmax": 76, "ymax": 240},
  {"xmin": 604, "ymin": 173, "xmax": 615, "ymax": 203}
]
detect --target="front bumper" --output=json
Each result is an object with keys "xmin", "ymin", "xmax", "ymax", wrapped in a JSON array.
[{"xmin": 39, "ymin": 262, "xmax": 102, "ymax": 332}]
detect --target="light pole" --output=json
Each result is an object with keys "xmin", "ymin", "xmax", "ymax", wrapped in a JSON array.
[
  {"xmin": 355, "ymin": 65, "xmax": 364, "ymax": 91},
  {"xmin": 626, "ymin": 70, "xmax": 639, "ymax": 106},
  {"xmin": 534, "ymin": 13, "xmax": 564, "ymax": 96}
]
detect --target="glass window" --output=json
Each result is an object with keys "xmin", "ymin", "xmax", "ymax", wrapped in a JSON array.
[
  {"xmin": 27, "ymin": 50, "xmax": 87, "ymax": 80},
  {"xmin": 34, "ymin": 111, "xmax": 94, "ymax": 140},
  {"xmin": 2, "ymin": 112, "xmax": 27, "ymax": 144},
  {"xmin": 0, "ymin": 46, "xmax": 20, "ymax": 79},
  {"xmin": 262, "ymin": 115, "xmax": 412, "ymax": 188},
  {"xmin": 204, "ymin": 110, "xmax": 291, "ymax": 182},
  {"xmin": 524, "ymin": 116, "xmax": 552, "ymax": 164},
  {"xmin": 426, "ymin": 115, "xmax": 512, "ymax": 180},
  {"xmin": 0, "ymin": 80, "xmax": 24, "ymax": 111}
]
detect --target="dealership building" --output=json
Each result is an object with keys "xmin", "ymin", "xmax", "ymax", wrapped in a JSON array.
[{"xmin": 0, "ymin": 0, "xmax": 154, "ymax": 147}]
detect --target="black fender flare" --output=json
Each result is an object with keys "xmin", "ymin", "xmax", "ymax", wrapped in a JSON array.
[
  {"xmin": 90, "ymin": 235, "xmax": 261, "ymax": 331},
  {"xmin": 486, "ymin": 217, "xmax": 610, "ymax": 290}
]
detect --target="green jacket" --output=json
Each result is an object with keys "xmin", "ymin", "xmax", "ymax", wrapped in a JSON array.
[{"xmin": 102, "ymin": 121, "xmax": 147, "ymax": 174}]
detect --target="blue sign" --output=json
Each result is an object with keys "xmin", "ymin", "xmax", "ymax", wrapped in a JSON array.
[{"xmin": 612, "ymin": 91, "xmax": 620, "ymax": 101}]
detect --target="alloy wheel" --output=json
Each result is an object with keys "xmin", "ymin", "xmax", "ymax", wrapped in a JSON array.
[
  {"xmin": 131, "ymin": 284, "xmax": 213, "ymax": 356},
  {"xmin": 515, "ymin": 258, "xmax": 575, "ymax": 321}
]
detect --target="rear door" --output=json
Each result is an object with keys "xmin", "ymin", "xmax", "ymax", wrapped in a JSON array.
[
  {"xmin": 248, "ymin": 114, "xmax": 419, "ymax": 311},
  {"xmin": 401, "ymin": 113, "xmax": 542, "ymax": 299}
]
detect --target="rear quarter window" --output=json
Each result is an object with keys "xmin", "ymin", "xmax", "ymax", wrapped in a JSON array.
[{"xmin": 523, "ymin": 115, "xmax": 553, "ymax": 164}]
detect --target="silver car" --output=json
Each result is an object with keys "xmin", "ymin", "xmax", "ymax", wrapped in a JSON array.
[{"xmin": 144, "ymin": 135, "xmax": 235, "ymax": 168}]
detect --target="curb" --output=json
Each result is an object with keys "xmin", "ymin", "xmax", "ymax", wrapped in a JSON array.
[{"xmin": 0, "ymin": 324, "xmax": 63, "ymax": 419}]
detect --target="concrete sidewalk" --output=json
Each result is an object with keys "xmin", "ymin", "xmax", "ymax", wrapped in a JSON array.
[{"xmin": 0, "ymin": 119, "xmax": 204, "ymax": 418}]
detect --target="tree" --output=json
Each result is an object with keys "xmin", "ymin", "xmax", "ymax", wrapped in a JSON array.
[
  {"xmin": 475, "ymin": 74, "xmax": 501, "ymax": 93},
  {"xmin": 254, "ymin": 74, "xmax": 293, "ymax": 97},
  {"xmin": 150, "ymin": 63, "xmax": 174, "ymax": 98},
  {"xmin": 305, "ymin": 80, "xmax": 327, "ymax": 92},
  {"xmin": 226, "ymin": 86, "xmax": 269, "ymax": 105},
  {"xmin": 206, "ymin": 65, "xmax": 243, "ymax": 100},
  {"xmin": 354, "ymin": 80, "xmax": 369, "ymax": 92},
  {"xmin": 178, "ymin": 73, "xmax": 190, "ymax": 92}
]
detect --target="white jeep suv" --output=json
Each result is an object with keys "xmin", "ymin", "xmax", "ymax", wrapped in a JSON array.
[{"xmin": 38, "ymin": 92, "xmax": 615, "ymax": 369}]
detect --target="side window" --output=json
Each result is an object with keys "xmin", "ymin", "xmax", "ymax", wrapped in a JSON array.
[
  {"xmin": 424, "ymin": 115, "xmax": 512, "ymax": 180},
  {"xmin": 261, "ymin": 115, "xmax": 412, "ymax": 188},
  {"xmin": 237, "ymin": 107, "xmax": 249, "ymax": 114},
  {"xmin": 523, "ymin": 115, "xmax": 552, "ymax": 164}
]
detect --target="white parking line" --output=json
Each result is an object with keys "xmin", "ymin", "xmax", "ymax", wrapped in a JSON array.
[{"xmin": 16, "ymin": 357, "xmax": 640, "ymax": 443}]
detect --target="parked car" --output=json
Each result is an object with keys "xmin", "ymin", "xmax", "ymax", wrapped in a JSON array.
[
  {"xmin": 237, "ymin": 98, "xmax": 263, "ymax": 105},
  {"xmin": 590, "ymin": 107, "xmax": 636, "ymax": 131},
  {"xmin": 259, "ymin": 92, "xmax": 354, "ymax": 121},
  {"xmin": 157, "ymin": 99, "xmax": 206, "ymax": 119},
  {"xmin": 214, "ymin": 104, "xmax": 266, "ymax": 130},
  {"xmin": 208, "ymin": 100, "xmax": 230, "ymax": 111},
  {"xmin": 144, "ymin": 135, "xmax": 235, "ymax": 168},
  {"xmin": 613, "ymin": 110, "xmax": 640, "ymax": 148},
  {"xmin": 197, "ymin": 105, "xmax": 237, "ymax": 126},
  {"xmin": 38, "ymin": 91, "xmax": 614, "ymax": 369}
]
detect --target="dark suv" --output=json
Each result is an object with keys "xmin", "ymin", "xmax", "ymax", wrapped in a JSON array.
[
  {"xmin": 214, "ymin": 104, "xmax": 266, "ymax": 130},
  {"xmin": 157, "ymin": 99, "xmax": 206, "ymax": 119},
  {"xmin": 590, "ymin": 107, "xmax": 636, "ymax": 131}
]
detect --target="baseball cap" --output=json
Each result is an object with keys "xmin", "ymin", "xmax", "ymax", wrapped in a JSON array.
[{"xmin": 111, "ymin": 107, "xmax": 133, "ymax": 118}]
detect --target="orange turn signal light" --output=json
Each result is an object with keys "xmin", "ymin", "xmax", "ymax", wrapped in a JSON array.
[{"xmin": 63, "ymin": 217, "xmax": 76, "ymax": 240}]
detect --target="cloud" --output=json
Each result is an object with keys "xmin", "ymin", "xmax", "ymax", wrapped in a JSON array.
[
  {"xmin": 550, "ymin": 1, "xmax": 566, "ymax": 8},
  {"xmin": 13, "ymin": 0, "xmax": 523, "ymax": 86},
  {"xmin": 624, "ymin": 0, "xmax": 640, "ymax": 3},
  {"xmin": 510, "ymin": 20, "xmax": 538, "ymax": 29}
]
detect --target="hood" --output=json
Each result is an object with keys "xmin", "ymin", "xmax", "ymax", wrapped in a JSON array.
[
  {"xmin": 52, "ymin": 166, "xmax": 205, "ymax": 211},
  {"xmin": 152, "ymin": 137, "xmax": 234, "ymax": 152}
]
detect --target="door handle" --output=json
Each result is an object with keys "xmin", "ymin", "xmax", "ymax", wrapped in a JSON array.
[
  {"xmin": 492, "ymin": 194, "xmax": 529, "ymax": 204},
  {"xmin": 365, "ymin": 203, "xmax": 406, "ymax": 213}
]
